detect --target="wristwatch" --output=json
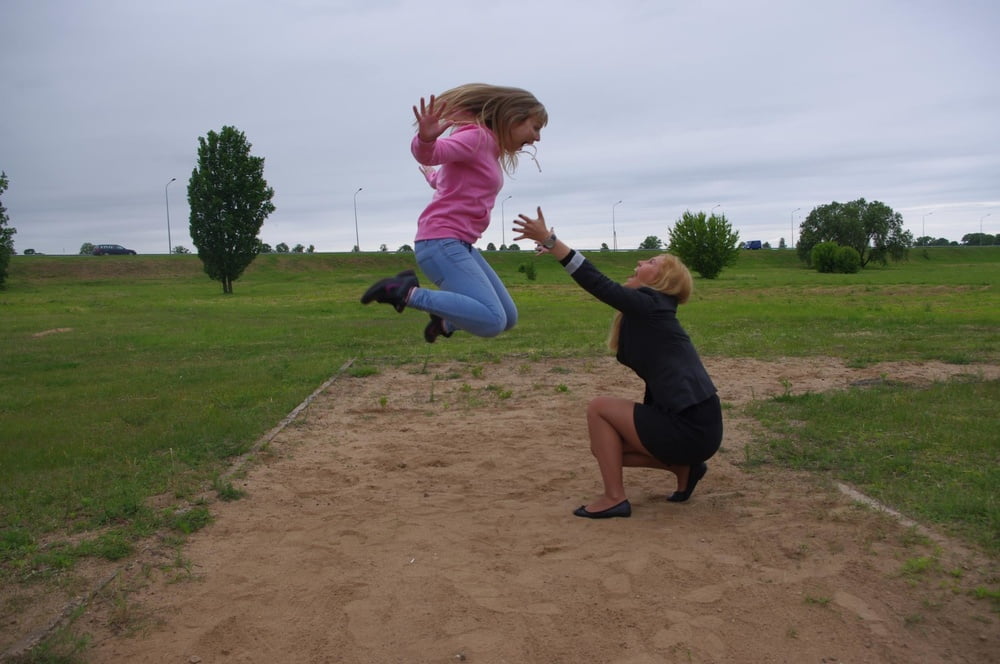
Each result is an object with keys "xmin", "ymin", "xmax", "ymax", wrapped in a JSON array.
[{"xmin": 542, "ymin": 233, "xmax": 558, "ymax": 249}]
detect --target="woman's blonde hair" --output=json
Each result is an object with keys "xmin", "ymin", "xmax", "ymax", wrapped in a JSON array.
[
  {"xmin": 434, "ymin": 83, "xmax": 548, "ymax": 173},
  {"xmin": 607, "ymin": 254, "xmax": 693, "ymax": 351}
]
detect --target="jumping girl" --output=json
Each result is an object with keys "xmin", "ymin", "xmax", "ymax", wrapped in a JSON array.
[{"xmin": 361, "ymin": 83, "xmax": 547, "ymax": 343}]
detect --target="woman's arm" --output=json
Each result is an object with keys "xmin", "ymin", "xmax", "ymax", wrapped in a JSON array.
[
  {"xmin": 512, "ymin": 207, "xmax": 569, "ymax": 260},
  {"xmin": 513, "ymin": 208, "xmax": 656, "ymax": 315}
]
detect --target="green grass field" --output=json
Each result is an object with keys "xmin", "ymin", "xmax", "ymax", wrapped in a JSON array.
[{"xmin": 1, "ymin": 246, "xmax": 998, "ymax": 578}]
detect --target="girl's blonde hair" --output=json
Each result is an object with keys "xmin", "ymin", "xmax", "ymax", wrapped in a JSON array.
[
  {"xmin": 607, "ymin": 254, "xmax": 693, "ymax": 351},
  {"xmin": 434, "ymin": 83, "xmax": 548, "ymax": 173}
]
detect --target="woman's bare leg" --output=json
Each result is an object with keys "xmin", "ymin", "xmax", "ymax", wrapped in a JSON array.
[
  {"xmin": 621, "ymin": 454, "xmax": 690, "ymax": 492},
  {"xmin": 671, "ymin": 464, "xmax": 691, "ymax": 491},
  {"xmin": 584, "ymin": 396, "xmax": 664, "ymax": 512}
]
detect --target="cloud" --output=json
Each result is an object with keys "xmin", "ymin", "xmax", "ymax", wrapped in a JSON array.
[{"xmin": 2, "ymin": 0, "xmax": 998, "ymax": 255}]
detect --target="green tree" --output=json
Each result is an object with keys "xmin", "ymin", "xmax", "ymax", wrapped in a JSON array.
[
  {"xmin": 961, "ymin": 232, "xmax": 997, "ymax": 246},
  {"xmin": 667, "ymin": 210, "xmax": 741, "ymax": 279},
  {"xmin": 0, "ymin": 172, "xmax": 15, "ymax": 287},
  {"xmin": 639, "ymin": 235, "xmax": 663, "ymax": 250},
  {"xmin": 916, "ymin": 236, "xmax": 957, "ymax": 247},
  {"xmin": 275, "ymin": 242, "xmax": 289, "ymax": 253},
  {"xmin": 188, "ymin": 126, "xmax": 275, "ymax": 294},
  {"xmin": 80, "ymin": 242, "xmax": 95, "ymax": 255},
  {"xmin": 797, "ymin": 199, "xmax": 912, "ymax": 268}
]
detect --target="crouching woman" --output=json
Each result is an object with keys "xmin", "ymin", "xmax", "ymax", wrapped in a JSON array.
[{"xmin": 513, "ymin": 208, "xmax": 722, "ymax": 519}]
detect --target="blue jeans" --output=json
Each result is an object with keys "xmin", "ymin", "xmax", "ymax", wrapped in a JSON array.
[{"xmin": 409, "ymin": 239, "xmax": 517, "ymax": 337}]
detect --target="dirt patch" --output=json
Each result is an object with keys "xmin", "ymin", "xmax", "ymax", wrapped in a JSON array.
[
  {"xmin": 6, "ymin": 357, "xmax": 999, "ymax": 663},
  {"xmin": 30, "ymin": 328, "xmax": 74, "ymax": 338}
]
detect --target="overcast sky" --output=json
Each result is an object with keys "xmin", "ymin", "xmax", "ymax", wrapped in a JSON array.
[{"xmin": 3, "ymin": 0, "xmax": 998, "ymax": 255}]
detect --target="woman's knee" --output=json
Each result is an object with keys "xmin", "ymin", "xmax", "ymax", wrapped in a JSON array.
[{"xmin": 586, "ymin": 396, "xmax": 617, "ymax": 420}]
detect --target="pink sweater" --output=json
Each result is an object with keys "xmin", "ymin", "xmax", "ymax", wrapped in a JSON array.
[{"xmin": 411, "ymin": 124, "xmax": 504, "ymax": 244}]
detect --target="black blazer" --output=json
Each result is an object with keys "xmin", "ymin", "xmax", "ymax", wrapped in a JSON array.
[{"xmin": 567, "ymin": 256, "xmax": 717, "ymax": 413}]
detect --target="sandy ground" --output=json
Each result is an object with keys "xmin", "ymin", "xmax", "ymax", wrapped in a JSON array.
[{"xmin": 5, "ymin": 356, "xmax": 999, "ymax": 663}]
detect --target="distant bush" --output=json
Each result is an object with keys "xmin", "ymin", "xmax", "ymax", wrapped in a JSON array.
[
  {"xmin": 811, "ymin": 242, "xmax": 839, "ymax": 273},
  {"xmin": 811, "ymin": 242, "xmax": 861, "ymax": 274},
  {"xmin": 667, "ymin": 210, "xmax": 741, "ymax": 279},
  {"xmin": 834, "ymin": 245, "xmax": 861, "ymax": 273}
]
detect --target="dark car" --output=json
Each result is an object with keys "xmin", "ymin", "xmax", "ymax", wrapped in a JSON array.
[{"xmin": 92, "ymin": 244, "xmax": 137, "ymax": 255}]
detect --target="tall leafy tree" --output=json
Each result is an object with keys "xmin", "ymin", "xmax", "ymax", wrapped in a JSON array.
[
  {"xmin": 797, "ymin": 198, "xmax": 912, "ymax": 268},
  {"xmin": 0, "ymin": 172, "xmax": 16, "ymax": 288},
  {"xmin": 667, "ymin": 210, "xmax": 741, "ymax": 279},
  {"xmin": 188, "ymin": 126, "xmax": 275, "ymax": 293}
]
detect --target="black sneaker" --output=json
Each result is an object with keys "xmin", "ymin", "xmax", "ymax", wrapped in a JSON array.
[
  {"xmin": 360, "ymin": 270, "xmax": 418, "ymax": 313},
  {"xmin": 423, "ymin": 314, "xmax": 454, "ymax": 343}
]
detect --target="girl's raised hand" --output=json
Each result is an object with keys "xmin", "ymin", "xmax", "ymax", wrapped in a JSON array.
[{"xmin": 413, "ymin": 95, "xmax": 453, "ymax": 142}]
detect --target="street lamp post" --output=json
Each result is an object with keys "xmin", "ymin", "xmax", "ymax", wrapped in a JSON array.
[
  {"xmin": 165, "ymin": 177, "xmax": 176, "ymax": 254},
  {"xmin": 922, "ymin": 211, "xmax": 934, "ymax": 239},
  {"xmin": 500, "ymin": 195, "xmax": 512, "ymax": 248},
  {"xmin": 790, "ymin": 207, "xmax": 800, "ymax": 248},
  {"xmin": 981, "ymin": 213, "xmax": 992, "ymax": 235},
  {"xmin": 712, "ymin": 203, "xmax": 721, "ymax": 216},
  {"xmin": 353, "ymin": 187, "xmax": 363, "ymax": 252},
  {"xmin": 612, "ymin": 200, "xmax": 623, "ymax": 251}
]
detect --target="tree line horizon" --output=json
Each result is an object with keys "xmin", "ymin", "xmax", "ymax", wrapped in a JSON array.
[{"xmin": 1, "ymin": 126, "xmax": 996, "ymax": 290}]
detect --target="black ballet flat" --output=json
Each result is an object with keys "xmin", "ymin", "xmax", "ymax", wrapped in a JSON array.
[
  {"xmin": 667, "ymin": 462, "xmax": 707, "ymax": 503},
  {"xmin": 573, "ymin": 499, "xmax": 632, "ymax": 519}
]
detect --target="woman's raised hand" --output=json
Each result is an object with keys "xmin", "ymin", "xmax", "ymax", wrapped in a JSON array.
[
  {"xmin": 413, "ymin": 95, "xmax": 453, "ymax": 143},
  {"xmin": 512, "ymin": 207, "xmax": 550, "ymax": 244}
]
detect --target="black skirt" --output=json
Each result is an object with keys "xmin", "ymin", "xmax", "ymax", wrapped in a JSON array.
[{"xmin": 633, "ymin": 393, "xmax": 723, "ymax": 466}]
